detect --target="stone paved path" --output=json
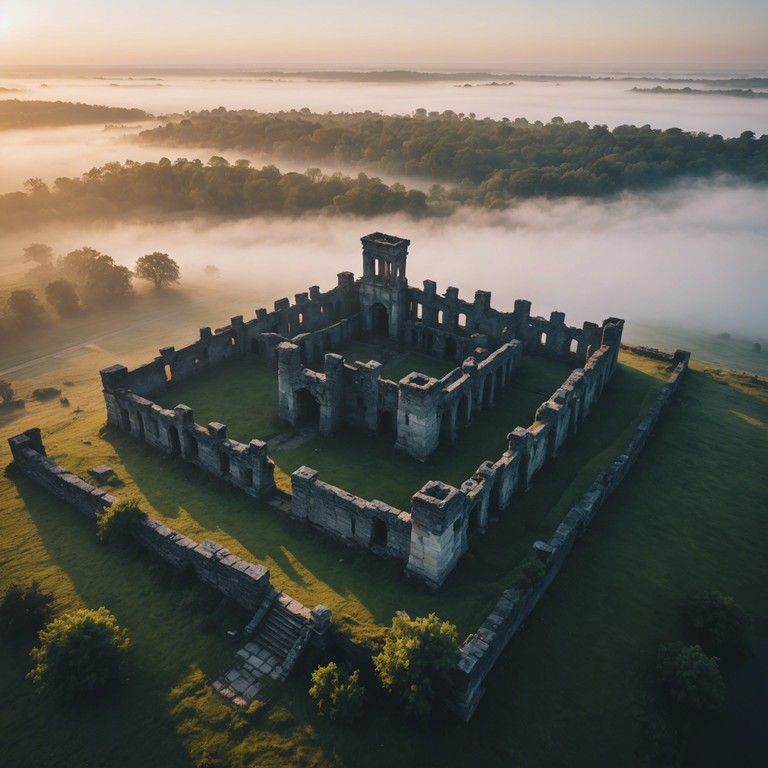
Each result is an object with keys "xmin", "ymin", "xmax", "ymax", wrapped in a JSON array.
[
  {"xmin": 266, "ymin": 427, "xmax": 316, "ymax": 453},
  {"xmin": 212, "ymin": 640, "xmax": 282, "ymax": 707}
]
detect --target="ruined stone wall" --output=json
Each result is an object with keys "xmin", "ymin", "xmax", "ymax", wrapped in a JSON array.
[
  {"xmin": 8, "ymin": 429, "xmax": 119, "ymax": 518},
  {"xmin": 100, "ymin": 386, "xmax": 275, "ymax": 498},
  {"xmin": 286, "ymin": 339, "xmax": 622, "ymax": 587},
  {"xmin": 134, "ymin": 521, "xmax": 270, "ymax": 611},
  {"xmin": 8, "ymin": 429, "xmax": 272, "ymax": 611},
  {"xmin": 291, "ymin": 466, "xmax": 413, "ymax": 561},
  {"xmin": 446, "ymin": 352, "xmax": 690, "ymax": 720},
  {"xmin": 405, "ymin": 281, "xmax": 618, "ymax": 363},
  {"xmin": 233, "ymin": 271, "xmax": 361, "ymax": 362}
]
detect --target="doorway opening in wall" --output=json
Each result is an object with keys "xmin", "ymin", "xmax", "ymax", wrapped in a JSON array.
[
  {"xmin": 182, "ymin": 431, "xmax": 198, "ymax": 459},
  {"xmin": 378, "ymin": 409, "xmax": 395, "ymax": 436},
  {"xmin": 371, "ymin": 302, "xmax": 389, "ymax": 337},
  {"xmin": 167, "ymin": 426, "xmax": 181, "ymax": 456},
  {"xmin": 294, "ymin": 388, "xmax": 321, "ymax": 429},
  {"xmin": 445, "ymin": 337, "xmax": 457, "ymax": 361},
  {"xmin": 371, "ymin": 518, "xmax": 388, "ymax": 549}
]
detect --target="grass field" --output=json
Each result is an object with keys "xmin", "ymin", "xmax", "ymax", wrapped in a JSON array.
[{"xmin": 2, "ymin": 317, "xmax": 767, "ymax": 766}]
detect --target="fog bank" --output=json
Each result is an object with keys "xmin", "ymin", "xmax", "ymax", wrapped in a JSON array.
[{"xmin": 6, "ymin": 182, "xmax": 763, "ymax": 349}]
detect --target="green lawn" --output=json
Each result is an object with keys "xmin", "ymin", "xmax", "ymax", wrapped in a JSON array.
[
  {"xmin": 156, "ymin": 356, "xmax": 284, "ymax": 442},
  {"xmin": 2, "ymin": 349, "xmax": 766, "ymax": 767},
  {"xmin": 276, "ymin": 354, "xmax": 573, "ymax": 509}
]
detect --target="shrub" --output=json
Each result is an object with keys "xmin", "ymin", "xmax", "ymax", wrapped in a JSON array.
[
  {"xmin": 510, "ymin": 558, "xmax": 547, "ymax": 587},
  {"xmin": 96, "ymin": 498, "xmax": 146, "ymax": 546},
  {"xmin": 309, "ymin": 662, "xmax": 366, "ymax": 723},
  {"xmin": 688, "ymin": 591, "xmax": 750, "ymax": 656},
  {"xmin": 28, "ymin": 607, "xmax": 131, "ymax": 699},
  {"xmin": 0, "ymin": 581, "xmax": 54, "ymax": 639},
  {"xmin": 656, "ymin": 642, "xmax": 725, "ymax": 712},
  {"xmin": 31, "ymin": 386, "xmax": 61, "ymax": 400},
  {"xmin": 374, "ymin": 612, "xmax": 458, "ymax": 717},
  {"xmin": 0, "ymin": 379, "xmax": 14, "ymax": 402}
]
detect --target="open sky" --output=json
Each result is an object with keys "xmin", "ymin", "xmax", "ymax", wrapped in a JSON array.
[{"xmin": 0, "ymin": 0, "xmax": 766, "ymax": 71}]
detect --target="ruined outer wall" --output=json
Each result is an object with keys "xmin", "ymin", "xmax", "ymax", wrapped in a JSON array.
[
  {"xmin": 405, "ymin": 280, "xmax": 618, "ymax": 363},
  {"xmin": 8, "ymin": 429, "xmax": 272, "ymax": 612},
  {"xmin": 446, "ymin": 352, "xmax": 690, "ymax": 720},
  {"xmin": 291, "ymin": 466, "xmax": 412, "ymax": 561},
  {"xmin": 234, "ymin": 271, "xmax": 360, "ymax": 363},
  {"xmin": 8, "ymin": 429, "xmax": 118, "ymax": 518},
  {"xmin": 100, "ymin": 381, "xmax": 275, "ymax": 499}
]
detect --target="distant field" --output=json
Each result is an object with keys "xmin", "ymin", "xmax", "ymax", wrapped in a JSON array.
[{"xmin": 1, "ymin": 322, "xmax": 766, "ymax": 767}]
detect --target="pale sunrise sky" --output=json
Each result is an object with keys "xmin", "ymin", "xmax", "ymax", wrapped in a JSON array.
[{"xmin": 0, "ymin": 0, "xmax": 766, "ymax": 70}]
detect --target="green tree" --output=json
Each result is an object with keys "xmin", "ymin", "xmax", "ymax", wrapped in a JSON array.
[
  {"xmin": 0, "ymin": 379, "xmax": 14, "ymax": 402},
  {"xmin": 96, "ymin": 498, "xmax": 147, "ymax": 547},
  {"xmin": 656, "ymin": 642, "xmax": 725, "ymax": 712},
  {"xmin": 4, "ymin": 289, "xmax": 48, "ymax": 326},
  {"xmin": 23, "ymin": 242, "xmax": 54, "ymax": 270},
  {"xmin": 688, "ymin": 591, "xmax": 750, "ymax": 656},
  {"xmin": 44, "ymin": 279, "xmax": 80, "ymax": 317},
  {"xmin": 373, "ymin": 612, "xmax": 458, "ymax": 717},
  {"xmin": 134, "ymin": 252, "xmax": 180, "ymax": 289},
  {"xmin": 28, "ymin": 607, "xmax": 131, "ymax": 699},
  {"xmin": 0, "ymin": 582, "xmax": 54, "ymax": 639},
  {"xmin": 59, "ymin": 248, "xmax": 133, "ymax": 308},
  {"xmin": 309, "ymin": 662, "xmax": 366, "ymax": 722}
]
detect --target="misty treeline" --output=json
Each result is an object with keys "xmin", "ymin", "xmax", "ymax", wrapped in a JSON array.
[
  {"xmin": 0, "ymin": 160, "xmax": 429, "ymax": 231},
  {"xmin": 0, "ymin": 100, "xmax": 151, "ymax": 130},
  {"xmin": 137, "ymin": 109, "xmax": 768, "ymax": 203},
  {"xmin": 0, "ymin": 245, "xmax": 179, "ymax": 337}
]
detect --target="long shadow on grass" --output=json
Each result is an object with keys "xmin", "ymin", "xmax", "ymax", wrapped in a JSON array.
[
  {"xmin": 102, "ymin": 361, "xmax": 666, "ymax": 640},
  {"xmin": 12, "ymin": 476, "xmax": 204, "ymax": 768},
  {"xmin": 105, "ymin": 425, "xmax": 431, "ymax": 638}
]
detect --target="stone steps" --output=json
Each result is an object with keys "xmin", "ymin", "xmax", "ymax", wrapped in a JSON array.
[{"xmin": 255, "ymin": 601, "xmax": 307, "ymax": 658}]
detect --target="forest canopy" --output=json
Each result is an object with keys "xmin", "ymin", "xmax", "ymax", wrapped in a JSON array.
[
  {"xmin": 136, "ymin": 109, "xmax": 768, "ymax": 203},
  {"xmin": 0, "ymin": 99, "xmax": 151, "ymax": 130},
  {"xmin": 0, "ymin": 159, "xmax": 429, "ymax": 231},
  {"xmin": 2, "ymin": 110, "xmax": 767, "ymax": 231}
]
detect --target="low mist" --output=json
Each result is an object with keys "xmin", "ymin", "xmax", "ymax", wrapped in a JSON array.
[{"xmin": 6, "ymin": 181, "xmax": 764, "ymax": 344}]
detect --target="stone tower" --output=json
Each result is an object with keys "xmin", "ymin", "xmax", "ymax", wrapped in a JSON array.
[{"xmin": 359, "ymin": 232, "xmax": 410, "ymax": 342}]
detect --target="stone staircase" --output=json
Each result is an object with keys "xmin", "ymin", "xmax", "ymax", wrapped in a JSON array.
[
  {"xmin": 213, "ymin": 590, "xmax": 314, "ymax": 706},
  {"xmin": 256, "ymin": 596, "xmax": 310, "ymax": 666}
]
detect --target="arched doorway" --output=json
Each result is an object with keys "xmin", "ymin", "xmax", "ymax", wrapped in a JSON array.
[
  {"xmin": 371, "ymin": 303, "xmax": 389, "ymax": 337},
  {"xmin": 445, "ymin": 337, "xmax": 457, "ymax": 361},
  {"xmin": 294, "ymin": 388, "xmax": 321, "ymax": 428}
]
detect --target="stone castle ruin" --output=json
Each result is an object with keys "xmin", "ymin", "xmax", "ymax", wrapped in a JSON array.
[
  {"xmin": 9, "ymin": 232, "xmax": 690, "ymax": 719},
  {"xmin": 97, "ymin": 232, "xmax": 624, "ymax": 588}
]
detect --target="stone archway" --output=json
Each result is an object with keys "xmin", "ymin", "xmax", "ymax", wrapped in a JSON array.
[
  {"xmin": 294, "ymin": 388, "xmax": 321, "ymax": 428},
  {"xmin": 371, "ymin": 302, "xmax": 389, "ymax": 337}
]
